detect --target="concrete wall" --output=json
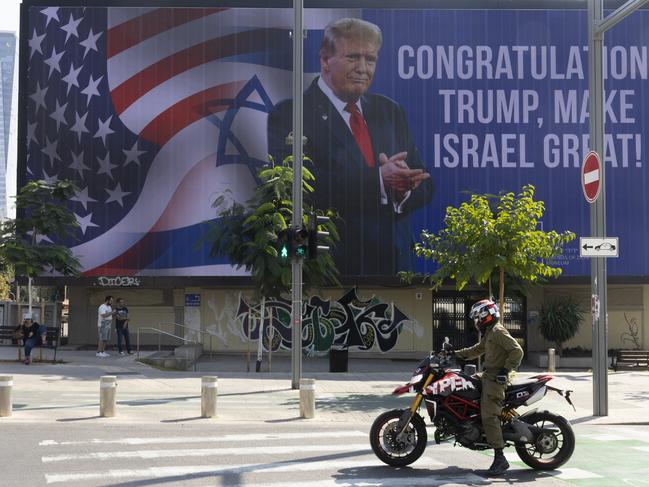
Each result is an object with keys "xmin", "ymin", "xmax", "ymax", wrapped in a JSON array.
[
  {"xmin": 526, "ymin": 284, "xmax": 646, "ymax": 352},
  {"xmin": 66, "ymin": 283, "xmax": 649, "ymax": 355}
]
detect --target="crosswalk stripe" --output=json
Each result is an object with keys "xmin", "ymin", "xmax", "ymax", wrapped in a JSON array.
[
  {"xmin": 195, "ymin": 475, "xmax": 489, "ymax": 487},
  {"xmin": 39, "ymin": 430, "xmax": 366, "ymax": 447},
  {"xmin": 42, "ymin": 443, "xmax": 372, "ymax": 463},
  {"xmin": 44, "ymin": 457, "xmax": 444, "ymax": 484},
  {"xmin": 542, "ymin": 467, "xmax": 603, "ymax": 480}
]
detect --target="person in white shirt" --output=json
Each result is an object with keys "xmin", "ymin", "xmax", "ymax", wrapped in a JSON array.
[{"xmin": 97, "ymin": 295, "xmax": 116, "ymax": 357}]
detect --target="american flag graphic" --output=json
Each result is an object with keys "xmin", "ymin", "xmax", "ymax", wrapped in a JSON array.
[{"xmin": 26, "ymin": 6, "xmax": 357, "ymax": 276}]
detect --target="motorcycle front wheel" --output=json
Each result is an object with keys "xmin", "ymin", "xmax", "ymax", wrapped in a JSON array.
[
  {"xmin": 369, "ymin": 409, "xmax": 427, "ymax": 467},
  {"xmin": 515, "ymin": 411, "xmax": 575, "ymax": 470}
]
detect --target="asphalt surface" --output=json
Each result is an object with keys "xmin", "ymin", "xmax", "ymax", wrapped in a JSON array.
[{"xmin": 1, "ymin": 346, "xmax": 648, "ymax": 486}]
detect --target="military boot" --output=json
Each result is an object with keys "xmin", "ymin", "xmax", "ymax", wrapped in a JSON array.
[{"xmin": 485, "ymin": 448, "xmax": 510, "ymax": 477}]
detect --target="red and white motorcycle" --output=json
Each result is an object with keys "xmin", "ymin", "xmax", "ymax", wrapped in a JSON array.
[{"xmin": 370, "ymin": 341, "xmax": 576, "ymax": 470}]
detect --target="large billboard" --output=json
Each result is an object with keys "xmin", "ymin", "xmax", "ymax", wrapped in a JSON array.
[{"xmin": 22, "ymin": 5, "xmax": 649, "ymax": 278}]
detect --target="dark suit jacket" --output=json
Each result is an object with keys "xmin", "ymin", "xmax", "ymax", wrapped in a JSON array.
[{"xmin": 267, "ymin": 78, "xmax": 433, "ymax": 277}]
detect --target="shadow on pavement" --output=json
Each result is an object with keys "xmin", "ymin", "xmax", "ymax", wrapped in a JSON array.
[
  {"xmin": 333, "ymin": 465, "xmax": 489, "ymax": 485},
  {"xmin": 279, "ymin": 393, "xmax": 406, "ymax": 415},
  {"xmin": 104, "ymin": 448, "xmax": 370, "ymax": 487},
  {"xmin": 160, "ymin": 416, "xmax": 204, "ymax": 423},
  {"xmin": 57, "ymin": 415, "xmax": 102, "ymax": 422}
]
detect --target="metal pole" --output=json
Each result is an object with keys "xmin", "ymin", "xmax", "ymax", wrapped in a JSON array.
[
  {"xmin": 588, "ymin": 0, "xmax": 608, "ymax": 416},
  {"xmin": 291, "ymin": 0, "xmax": 304, "ymax": 390}
]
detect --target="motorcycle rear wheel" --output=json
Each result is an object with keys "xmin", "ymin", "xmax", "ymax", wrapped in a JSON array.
[
  {"xmin": 515, "ymin": 411, "xmax": 575, "ymax": 470},
  {"xmin": 369, "ymin": 409, "xmax": 427, "ymax": 467}
]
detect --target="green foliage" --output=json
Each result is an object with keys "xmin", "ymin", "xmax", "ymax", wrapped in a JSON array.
[
  {"xmin": 0, "ymin": 180, "xmax": 81, "ymax": 278},
  {"xmin": 538, "ymin": 295, "xmax": 584, "ymax": 354},
  {"xmin": 202, "ymin": 157, "xmax": 339, "ymax": 299},
  {"xmin": 405, "ymin": 185, "xmax": 575, "ymax": 314}
]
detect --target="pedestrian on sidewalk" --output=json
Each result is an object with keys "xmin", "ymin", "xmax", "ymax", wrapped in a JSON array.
[
  {"xmin": 97, "ymin": 296, "xmax": 116, "ymax": 358},
  {"xmin": 115, "ymin": 298, "xmax": 133, "ymax": 355},
  {"xmin": 14, "ymin": 314, "xmax": 47, "ymax": 365}
]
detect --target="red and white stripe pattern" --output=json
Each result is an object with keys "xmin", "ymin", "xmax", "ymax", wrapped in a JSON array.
[{"xmin": 74, "ymin": 7, "xmax": 358, "ymax": 275}]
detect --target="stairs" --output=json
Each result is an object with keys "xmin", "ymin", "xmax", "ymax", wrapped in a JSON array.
[{"xmin": 139, "ymin": 343, "xmax": 203, "ymax": 370}]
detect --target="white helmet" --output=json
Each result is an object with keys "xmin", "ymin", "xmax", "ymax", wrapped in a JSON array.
[{"xmin": 469, "ymin": 299, "xmax": 500, "ymax": 332}]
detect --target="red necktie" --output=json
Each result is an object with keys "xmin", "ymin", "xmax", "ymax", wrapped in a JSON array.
[{"xmin": 345, "ymin": 102, "xmax": 375, "ymax": 167}]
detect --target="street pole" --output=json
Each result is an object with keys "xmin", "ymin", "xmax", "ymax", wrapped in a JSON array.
[
  {"xmin": 291, "ymin": 0, "xmax": 304, "ymax": 390},
  {"xmin": 587, "ymin": 0, "xmax": 648, "ymax": 416},
  {"xmin": 587, "ymin": 0, "xmax": 608, "ymax": 418}
]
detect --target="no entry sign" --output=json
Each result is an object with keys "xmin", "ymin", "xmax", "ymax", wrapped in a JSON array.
[{"xmin": 582, "ymin": 151, "xmax": 601, "ymax": 204}]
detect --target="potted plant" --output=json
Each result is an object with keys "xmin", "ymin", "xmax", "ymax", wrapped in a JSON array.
[{"xmin": 538, "ymin": 296, "xmax": 583, "ymax": 356}]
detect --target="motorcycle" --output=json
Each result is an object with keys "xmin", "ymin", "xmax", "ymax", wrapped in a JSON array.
[{"xmin": 370, "ymin": 339, "xmax": 576, "ymax": 470}]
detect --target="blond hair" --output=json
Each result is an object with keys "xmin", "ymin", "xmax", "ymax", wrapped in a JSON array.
[{"xmin": 319, "ymin": 18, "xmax": 382, "ymax": 58}]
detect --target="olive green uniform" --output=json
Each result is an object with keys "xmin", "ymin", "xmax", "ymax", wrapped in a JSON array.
[{"xmin": 455, "ymin": 323, "xmax": 524, "ymax": 449}]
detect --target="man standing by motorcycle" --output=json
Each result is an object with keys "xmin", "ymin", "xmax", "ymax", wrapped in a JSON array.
[{"xmin": 453, "ymin": 299, "xmax": 524, "ymax": 477}]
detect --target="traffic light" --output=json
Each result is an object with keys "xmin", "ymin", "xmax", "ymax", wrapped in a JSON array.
[
  {"xmin": 308, "ymin": 215, "xmax": 331, "ymax": 259},
  {"xmin": 277, "ymin": 228, "xmax": 293, "ymax": 260},
  {"xmin": 293, "ymin": 227, "xmax": 309, "ymax": 258}
]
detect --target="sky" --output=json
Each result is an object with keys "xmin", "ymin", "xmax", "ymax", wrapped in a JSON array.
[{"xmin": 0, "ymin": 0, "xmax": 20, "ymax": 34}]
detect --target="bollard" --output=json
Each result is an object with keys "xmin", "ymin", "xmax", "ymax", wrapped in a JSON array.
[
  {"xmin": 299, "ymin": 378, "xmax": 316, "ymax": 419},
  {"xmin": 100, "ymin": 376, "xmax": 117, "ymax": 417},
  {"xmin": 0, "ymin": 375, "xmax": 13, "ymax": 417},
  {"xmin": 548, "ymin": 348, "xmax": 556, "ymax": 373},
  {"xmin": 201, "ymin": 376, "xmax": 218, "ymax": 418}
]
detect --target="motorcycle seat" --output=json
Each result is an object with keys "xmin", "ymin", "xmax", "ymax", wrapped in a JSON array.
[{"xmin": 506, "ymin": 380, "xmax": 540, "ymax": 392}]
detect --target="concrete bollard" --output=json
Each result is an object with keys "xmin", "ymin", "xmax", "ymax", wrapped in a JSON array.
[
  {"xmin": 299, "ymin": 378, "xmax": 316, "ymax": 419},
  {"xmin": 100, "ymin": 376, "xmax": 117, "ymax": 417},
  {"xmin": 548, "ymin": 348, "xmax": 556, "ymax": 373},
  {"xmin": 201, "ymin": 376, "xmax": 218, "ymax": 418},
  {"xmin": 0, "ymin": 375, "xmax": 13, "ymax": 417}
]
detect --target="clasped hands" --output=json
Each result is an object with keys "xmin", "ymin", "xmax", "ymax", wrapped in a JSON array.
[{"xmin": 379, "ymin": 152, "xmax": 430, "ymax": 202}]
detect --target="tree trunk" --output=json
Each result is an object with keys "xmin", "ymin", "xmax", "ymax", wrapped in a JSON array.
[
  {"xmin": 498, "ymin": 267, "xmax": 505, "ymax": 321},
  {"xmin": 256, "ymin": 297, "xmax": 265, "ymax": 372}
]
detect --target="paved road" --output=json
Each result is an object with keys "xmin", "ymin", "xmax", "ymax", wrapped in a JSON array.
[
  {"xmin": 2, "ymin": 349, "xmax": 649, "ymax": 486},
  {"xmin": 5, "ymin": 421, "xmax": 648, "ymax": 486},
  {"xmin": 3, "ymin": 421, "xmax": 603, "ymax": 487}
]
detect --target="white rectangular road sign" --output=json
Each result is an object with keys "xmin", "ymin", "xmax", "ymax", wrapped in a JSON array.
[{"xmin": 579, "ymin": 237, "xmax": 619, "ymax": 257}]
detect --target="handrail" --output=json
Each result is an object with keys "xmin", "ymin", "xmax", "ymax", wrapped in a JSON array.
[
  {"xmin": 136, "ymin": 326, "xmax": 197, "ymax": 361},
  {"xmin": 158, "ymin": 322, "xmax": 217, "ymax": 358}
]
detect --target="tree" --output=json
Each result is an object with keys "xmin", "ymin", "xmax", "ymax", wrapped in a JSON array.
[
  {"xmin": 539, "ymin": 296, "xmax": 583, "ymax": 355},
  {"xmin": 408, "ymin": 185, "xmax": 575, "ymax": 317},
  {"xmin": 0, "ymin": 180, "xmax": 81, "ymax": 314},
  {"xmin": 202, "ymin": 157, "xmax": 339, "ymax": 369}
]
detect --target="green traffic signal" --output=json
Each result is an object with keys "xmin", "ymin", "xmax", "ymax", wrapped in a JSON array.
[{"xmin": 280, "ymin": 244, "xmax": 289, "ymax": 259}]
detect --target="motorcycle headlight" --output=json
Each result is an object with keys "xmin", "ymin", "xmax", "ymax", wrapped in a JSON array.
[{"xmin": 409, "ymin": 373, "xmax": 424, "ymax": 385}]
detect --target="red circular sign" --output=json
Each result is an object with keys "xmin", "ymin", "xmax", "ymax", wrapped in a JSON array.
[{"xmin": 582, "ymin": 151, "xmax": 601, "ymax": 204}]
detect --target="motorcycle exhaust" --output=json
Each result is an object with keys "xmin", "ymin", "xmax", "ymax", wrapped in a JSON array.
[{"xmin": 502, "ymin": 419, "xmax": 535, "ymax": 443}]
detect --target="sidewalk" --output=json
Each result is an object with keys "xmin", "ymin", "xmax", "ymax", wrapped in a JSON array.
[{"xmin": 0, "ymin": 345, "xmax": 648, "ymax": 426}]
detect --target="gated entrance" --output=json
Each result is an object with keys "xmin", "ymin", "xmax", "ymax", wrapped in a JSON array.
[{"xmin": 431, "ymin": 292, "xmax": 527, "ymax": 354}]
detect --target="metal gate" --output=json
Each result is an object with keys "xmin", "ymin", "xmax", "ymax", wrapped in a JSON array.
[{"xmin": 431, "ymin": 292, "xmax": 526, "ymax": 354}]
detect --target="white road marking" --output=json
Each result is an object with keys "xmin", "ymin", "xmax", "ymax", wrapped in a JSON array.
[
  {"xmin": 45, "ymin": 457, "xmax": 444, "ymax": 484},
  {"xmin": 42, "ymin": 443, "xmax": 372, "ymax": 463},
  {"xmin": 543, "ymin": 467, "xmax": 603, "ymax": 480},
  {"xmin": 199, "ymin": 476, "xmax": 488, "ymax": 487},
  {"xmin": 39, "ymin": 430, "xmax": 366, "ymax": 446},
  {"xmin": 582, "ymin": 434, "xmax": 628, "ymax": 441}
]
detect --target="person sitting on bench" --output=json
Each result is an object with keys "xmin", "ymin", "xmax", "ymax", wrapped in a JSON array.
[{"xmin": 14, "ymin": 314, "xmax": 47, "ymax": 365}]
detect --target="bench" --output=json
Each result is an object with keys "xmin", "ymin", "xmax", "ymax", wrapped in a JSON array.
[
  {"xmin": 0, "ymin": 325, "xmax": 60, "ymax": 362},
  {"xmin": 613, "ymin": 350, "xmax": 649, "ymax": 371}
]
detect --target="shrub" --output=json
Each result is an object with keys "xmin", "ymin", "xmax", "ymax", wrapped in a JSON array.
[{"xmin": 539, "ymin": 296, "xmax": 583, "ymax": 355}]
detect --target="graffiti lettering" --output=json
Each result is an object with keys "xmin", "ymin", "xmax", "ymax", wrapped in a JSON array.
[
  {"xmin": 96, "ymin": 276, "xmax": 141, "ymax": 287},
  {"xmin": 236, "ymin": 288, "xmax": 422, "ymax": 353}
]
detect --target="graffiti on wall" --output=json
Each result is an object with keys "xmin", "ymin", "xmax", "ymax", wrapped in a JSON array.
[{"xmin": 235, "ymin": 288, "xmax": 421, "ymax": 354}]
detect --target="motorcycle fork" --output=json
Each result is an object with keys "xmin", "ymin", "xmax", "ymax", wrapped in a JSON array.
[{"xmin": 396, "ymin": 373, "xmax": 435, "ymax": 435}]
